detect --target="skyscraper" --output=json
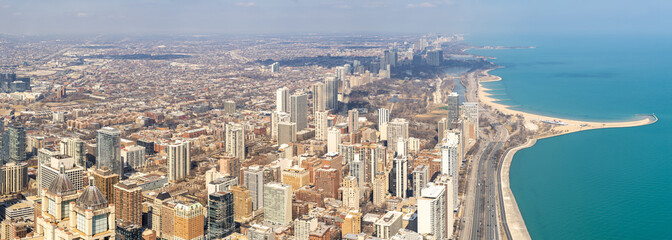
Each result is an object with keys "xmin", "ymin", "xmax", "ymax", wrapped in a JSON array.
[
  {"xmin": 446, "ymin": 92, "xmax": 459, "ymax": 123},
  {"xmin": 342, "ymin": 176, "xmax": 360, "ymax": 210},
  {"xmin": 272, "ymin": 111, "xmax": 290, "ymax": 140},
  {"xmin": 226, "ymin": 123, "xmax": 245, "ymax": 161},
  {"xmin": 0, "ymin": 162, "xmax": 28, "ymax": 195},
  {"xmin": 426, "ymin": 49, "xmax": 443, "ymax": 66},
  {"xmin": 412, "ymin": 165, "xmax": 429, "ymax": 197},
  {"xmin": 96, "ymin": 127, "xmax": 122, "ymax": 176},
  {"xmin": 7, "ymin": 125, "xmax": 26, "ymax": 163},
  {"xmin": 37, "ymin": 155, "xmax": 84, "ymax": 197},
  {"xmin": 387, "ymin": 118, "xmax": 409, "ymax": 150},
  {"xmin": 377, "ymin": 108, "xmax": 389, "ymax": 131},
  {"xmin": 315, "ymin": 166, "xmax": 339, "ymax": 199},
  {"xmin": 294, "ymin": 215, "xmax": 317, "ymax": 240},
  {"xmin": 373, "ymin": 172, "xmax": 387, "ymax": 206},
  {"xmin": 223, "ymin": 100, "xmax": 236, "ymax": 114},
  {"xmin": 174, "ymin": 201, "xmax": 205, "ymax": 240},
  {"xmin": 438, "ymin": 118, "xmax": 449, "ymax": 142},
  {"xmin": 389, "ymin": 156, "xmax": 408, "ymax": 198},
  {"xmin": 277, "ymin": 122, "xmax": 297, "ymax": 146},
  {"xmin": 167, "ymin": 141, "xmax": 191, "ymax": 182},
  {"xmin": 290, "ymin": 93, "xmax": 308, "ymax": 131},
  {"xmin": 348, "ymin": 109, "xmax": 359, "ymax": 133},
  {"xmin": 314, "ymin": 111, "xmax": 328, "ymax": 141},
  {"xmin": 327, "ymin": 128, "xmax": 341, "ymax": 153},
  {"xmin": 263, "ymin": 182, "xmax": 292, "ymax": 226},
  {"xmin": 441, "ymin": 138, "xmax": 459, "ymax": 209},
  {"xmin": 325, "ymin": 76, "xmax": 339, "ymax": 111},
  {"xmin": 208, "ymin": 191, "xmax": 235, "ymax": 239},
  {"xmin": 230, "ymin": 185, "xmax": 253, "ymax": 222},
  {"xmin": 243, "ymin": 166, "xmax": 265, "ymax": 211},
  {"xmin": 276, "ymin": 87, "xmax": 290, "ymax": 113},
  {"xmin": 417, "ymin": 184, "xmax": 449, "ymax": 240},
  {"xmin": 114, "ymin": 180, "xmax": 143, "ymax": 225},
  {"xmin": 312, "ymin": 82, "xmax": 326, "ymax": 113},
  {"xmin": 92, "ymin": 167, "xmax": 119, "ymax": 204}
]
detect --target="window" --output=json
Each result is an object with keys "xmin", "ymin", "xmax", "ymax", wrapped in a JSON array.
[
  {"xmin": 92, "ymin": 214, "xmax": 108, "ymax": 234},
  {"xmin": 48, "ymin": 198, "xmax": 56, "ymax": 215},
  {"xmin": 77, "ymin": 213, "xmax": 86, "ymax": 233}
]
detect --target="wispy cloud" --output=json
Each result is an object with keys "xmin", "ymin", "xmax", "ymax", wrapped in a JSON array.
[
  {"xmin": 406, "ymin": 2, "xmax": 437, "ymax": 8},
  {"xmin": 76, "ymin": 12, "xmax": 90, "ymax": 17},
  {"xmin": 235, "ymin": 2, "xmax": 255, "ymax": 7}
]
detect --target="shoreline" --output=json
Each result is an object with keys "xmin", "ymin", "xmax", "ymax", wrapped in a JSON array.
[{"xmin": 471, "ymin": 68, "xmax": 658, "ymax": 239}]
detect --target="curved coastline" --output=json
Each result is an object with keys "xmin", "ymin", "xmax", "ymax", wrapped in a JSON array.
[{"xmin": 473, "ymin": 68, "xmax": 658, "ymax": 239}]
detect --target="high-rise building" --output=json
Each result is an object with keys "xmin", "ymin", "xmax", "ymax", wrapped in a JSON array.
[
  {"xmin": 377, "ymin": 108, "xmax": 389, "ymax": 131},
  {"xmin": 36, "ymin": 175, "xmax": 116, "ymax": 240},
  {"xmin": 315, "ymin": 166, "xmax": 339, "ymax": 199},
  {"xmin": 61, "ymin": 138, "xmax": 86, "ymax": 168},
  {"xmin": 7, "ymin": 125, "xmax": 26, "ymax": 163},
  {"xmin": 325, "ymin": 76, "xmax": 339, "ymax": 111},
  {"xmin": 270, "ymin": 62, "xmax": 280, "ymax": 73},
  {"xmin": 312, "ymin": 82, "xmax": 326, "ymax": 113},
  {"xmin": 243, "ymin": 166, "xmax": 265, "ymax": 211},
  {"xmin": 92, "ymin": 167, "xmax": 120, "ymax": 204},
  {"xmin": 271, "ymin": 111, "xmax": 290, "ymax": 140},
  {"xmin": 387, "ymin": 118, "xmax": 409, "ymax": 150},
  {"xmin": 208, "ymin": 191, "xmax": 235, "ymax": 239},
  {"xmin": 223, "ymin": 100, "xmax": 236, "ymax": 114},
  {"xmin": 294, "ymin": 215, "xmax": 317, "ymax": 240},
  {"xmin": 263, "ymin": 182, "xmax": 292, "ymax": 226},
  {"xmin": 0, "ymin": 162, "xmax": 28, "ymax": 195},
  {"xmin": 348, "ymin": 109, "xmax": 359, "ymax": 133},
  {"xmin": 446, "ymin": 92, "xmax": 459, "ymax": 123},
  {"xmin": 277, "ymin": 122, "xmax": 297, "ymax": 146},
  {"xmin": 382, "ymin": 50, "xmax": 398, "ymax": 68},
  {"xmin": 389, "ymin": 156, "xmax": 408, "ymax": 198},
  {"xmin": 438, "ymin": 118, "xmax": 449, "ymax": 142},
  {"xmin": 335, "ymin": 66, "xmax": 347, "ymax": 81},
  {"xmin": 373, "ymin": 172, "xmax": 387, "ymax": 206},
  {"xmin": 314, "ymin": 111, "xmax": 328, "ymax": 141},
  {"xmin": 276, "ymin": 87, "xmax": 290, "ymax": 113},
  {"xmin": 412, "ymin": 165, "xmax": 429, "ymax": 197},
  {"xmin": 427, "ymin": 50, "xmax": 443, "ymax": 66},
  {"xmin": 349, "ymin": 154, "xmax": 365, "ymax": 194},
  {"xmin": 290, "ymin": 93, "xmax": 308, "ymax": 131},
  {"xmin": 417, "ymin": 184, "xmax": 449, "ymax": 240},
  {"xmin": 226, "ymin": 123, "xmax": 245, "ymax": 161},
  {"xmin": 230, "ymin": 185, "xmax": 253, "ymax": 222},
  {"xmin": 37, "ymin": 155, "xmax": 85, "ymax": 197},
  {"xmin": 96, "ymin": 127, "xmax": 122, "ymax": 176},
  {"xmin": 327, "ymin": 128, "xmax": 340, "ymax": 153},
  {"xmin": 114, "ymin": 180, "xmax": 142, "ymax": 225},
  {"xmin": 121, "ymin": 145, "xmax": 146, "ymax": 170},
  {"xmin": 341, "ymin": 176, "xmax": 359, "ymax": 210},
  {"xmin": 375, "ymin": 211, "xmax": 402, "ymax": 239},
  {"xmin": 174, "ymin": 201, "xmax": 205, "ymax": 240},
  {"xmin": 167, "ymin": 141, "xmax": 191, "ymax": 182},
  {"xmin": 281, "ymin": 166, "xmax": 310, "ymax": 192},
  {"xmin": 342, "ymin": 210, "xmax": 362, "ymax": 237}
]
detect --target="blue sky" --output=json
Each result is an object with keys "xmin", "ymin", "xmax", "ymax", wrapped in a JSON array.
[{"xmin": 0, "ymin": 0, "xmax": 670, "ymax": 35}]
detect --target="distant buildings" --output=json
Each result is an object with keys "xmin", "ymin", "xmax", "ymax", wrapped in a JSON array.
[
  {"xmin": 0, "ymin": 162, "xmax": 28, "ymax": 195},
  {"xmin": 417, "ymin": 184, "xmax": 449, "ymax": 239}
]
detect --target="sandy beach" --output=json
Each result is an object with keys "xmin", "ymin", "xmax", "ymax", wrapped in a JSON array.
[{"xmin": 471, "ymin": 68, "xmax": 658, "ymax": 240}]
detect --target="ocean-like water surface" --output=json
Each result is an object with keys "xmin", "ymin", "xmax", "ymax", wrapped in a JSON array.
[{"xmin": 468, "ymin": 34, "xmax": 672, "ymax": 239}]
